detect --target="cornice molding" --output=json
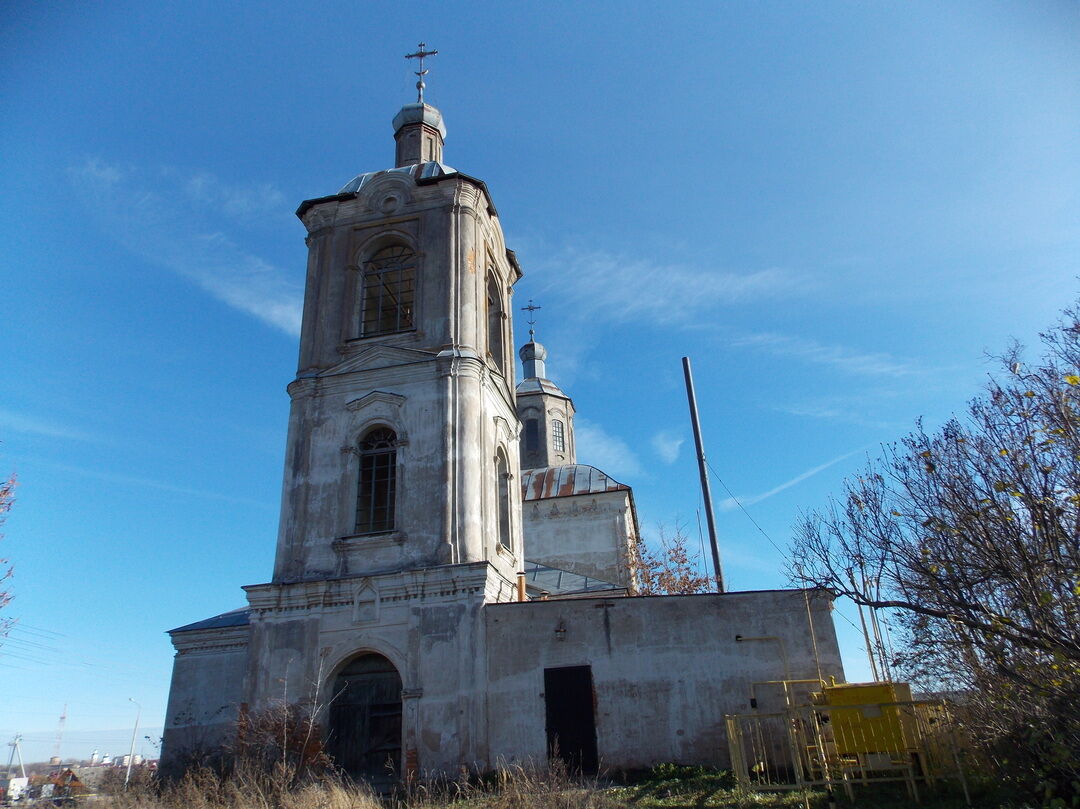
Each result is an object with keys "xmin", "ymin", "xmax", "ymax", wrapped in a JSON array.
[{"xmin": 243, "ymin": 562, "xmax": 498, "ymax": 616}]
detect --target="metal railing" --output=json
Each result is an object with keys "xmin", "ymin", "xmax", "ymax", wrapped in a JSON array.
[{"xmin": 725, "ymin": 700, "xmax": 970, "ymax": 804}]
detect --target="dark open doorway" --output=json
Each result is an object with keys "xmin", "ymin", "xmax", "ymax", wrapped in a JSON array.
[
  {"xmin": 544, "ymin": 665, "xmax": 599, "ymax": 773},
  {"xmin": 327, "ymin": 653, "xmax": 402, "ymax": 787}
]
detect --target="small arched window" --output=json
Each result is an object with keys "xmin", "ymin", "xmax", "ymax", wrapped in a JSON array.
[
  {"xmin": 552, "ymin": 419, "xmax": 565, "ymax": 452},
  {"xmin": 355, "ymin": 427, "xmax": 397, "ymax": 534},
  {"xmin": 495, "ymin": 451, "xmax": 512, "ymax": 551},
  {"xmin": 361, "ymin": 245, "xmax": 416, "ymax": 337},
  {"xmin": 486, "ymin": 272, "xmax": 505, "ymax": 375}
]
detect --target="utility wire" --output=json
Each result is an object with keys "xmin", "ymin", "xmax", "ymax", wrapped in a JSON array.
[
  {"xmin": 699, "ymin": 458, "xmax": 881, "ymax": 663},
  {"xmin": 703, "ymin": 459, "xmax": 788, "ymax": 558}
]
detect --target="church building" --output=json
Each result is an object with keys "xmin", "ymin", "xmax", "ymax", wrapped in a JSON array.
[{"xmin": 161, "ymin": 61, "xmax": 844, "ymax": 782}]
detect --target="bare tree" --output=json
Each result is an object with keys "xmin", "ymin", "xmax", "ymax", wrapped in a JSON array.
[
  {"xmin": 631, "ymin": 522, "xmax": 713, "ymax": 595},
  {"xmin": 0, "ymin": 474, "xmax": 14, "ymax": 642},
  {"xmin": 791, "ymin": 304, "xmax": 1080, "ymax": 802}
]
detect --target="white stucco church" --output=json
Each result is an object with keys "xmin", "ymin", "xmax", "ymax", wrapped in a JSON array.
[{"xmin": 161, "ymin": 64, "xmax": 844, "ymax": 782}]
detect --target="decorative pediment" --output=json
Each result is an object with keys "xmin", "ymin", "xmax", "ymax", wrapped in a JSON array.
[
  {"xmin": 353, "ymin": 579, "xmax": 381, "ymax": 624},
  {"xmin": 321, "ymin": 345, "xmax": 436, "ymax": 377},
  {"xmin": 346, "ymin": 390, "xmax": 406, "ymax": 412},
  {"xmin": 492, "ymin": 415, "xmax": 516, "ymax": 444}
]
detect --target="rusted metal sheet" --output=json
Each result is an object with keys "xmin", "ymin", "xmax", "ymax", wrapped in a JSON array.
[{"xmin": 521, "ymin": 464, "xmax": 630, "ymax": 501}]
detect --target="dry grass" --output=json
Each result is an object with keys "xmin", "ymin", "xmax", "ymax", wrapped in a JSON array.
[{"xmin": 92, "ymin": 762, "xmax": 1012, "ymax": 809}]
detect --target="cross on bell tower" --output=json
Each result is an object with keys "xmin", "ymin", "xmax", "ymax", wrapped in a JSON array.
[
  {"xmin": 521, "ymin": 299, "xmax": 542, "ymax": 340},
  {"xmin": 405, "ymin": 42, "xmax": 438, "ymax": 104},
  {"xmin": 394, "ymin": 42, "xmax": 446, "ymax": 167}
]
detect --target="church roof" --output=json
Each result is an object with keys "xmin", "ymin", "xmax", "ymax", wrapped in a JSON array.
[
  {"xmin": 521, "ymin": 464, "xmax": 631, "ymax": 501},
  {"xmin": 169, "ymin": 607, "xmax": 250, "ymax": 634},
  {"xmin": 296, "ymin": 161, "xmax": 501, "ymax": 219},
  {"xmin": 522, "ymin": 559, "xmax": 622, "ymax": 595},
  {"xmin": 515, "ymin": 376, "xmax": 570, "ymax": 397},
  {"xmin": 336, "ymin": 160, "xmax": 457, "ymax": 195}
]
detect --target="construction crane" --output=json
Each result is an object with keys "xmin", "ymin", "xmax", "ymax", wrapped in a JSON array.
[{"xmin": 51, "ymin": 704, "xmax": 67, "ymax": 764}]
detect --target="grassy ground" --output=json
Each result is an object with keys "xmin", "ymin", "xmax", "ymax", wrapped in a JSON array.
[{"xmin": 91, "ymin": 764, "xmax": 1022, "ymax": 809}]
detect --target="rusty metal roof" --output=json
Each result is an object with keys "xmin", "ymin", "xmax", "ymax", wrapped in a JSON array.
[{"xmin": 521, "ymin": 464, "xmax": 630, "ymax": 501}]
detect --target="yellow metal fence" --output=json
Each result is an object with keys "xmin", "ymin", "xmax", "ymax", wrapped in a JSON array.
[{"xmin": 725, "ymin": 700, "xmax": 970, "ymax": 804}]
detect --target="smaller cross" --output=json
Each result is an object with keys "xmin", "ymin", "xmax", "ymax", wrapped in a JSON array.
[
  {"xmin": 405, "ymin": 42, "xmax": 438, "ymax": 104},
  {"xmin": 521, "ymin": 299, "xmax": 542, "ymax": 339}
]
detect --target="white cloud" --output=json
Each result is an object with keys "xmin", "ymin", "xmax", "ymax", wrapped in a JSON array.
[
  {"xmin": 718, "ymin": 448, "xmax": 864, "ymax": 511},
  {"xmin": 777, "ymin": 400, "xmax": 900, "ymax": 430},
  {"xmin": 0, "ymin": 409, "xmax": 97, "ymax": 442},
  {"xmin": 34, "ymin": 459, "xmax": 271, "ymax": 508},
  {"xmin": 574, "ymin": 418, "xmax": 643, "ymax": 480},
  {"xmin": 651, "ymin": 430, "xmax": 685, "ymax": 464},
  {"xmin": 731, "ymin": 332, "xmax": 920, "ymax": 377},
  {"xmin": 522, "ymin": 245, "xmax": 808, "ymax": 328},
  {"xmin": 183, "ymin": 171, "xmax": 287, "ymax": 220},
  {"xmin": 72, "ymin": 160, "xmax": 302, "ymax": 336}
]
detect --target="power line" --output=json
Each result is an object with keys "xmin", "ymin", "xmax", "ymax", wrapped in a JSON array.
[
  {"xmin": 9, "ymin": 623, "xmax": 66, "ymax": 639},
  {"xmin": 703, "ymin": 459, "xmax": 788, "ymax": 559}
]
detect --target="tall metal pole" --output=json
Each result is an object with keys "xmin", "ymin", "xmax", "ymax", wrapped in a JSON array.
[
  {"xmin": 682, "ymin": 356, "xmax": 725, "ymax": 593},
  {"xmin": 125, "ymin": 699, "xmax": 141, "ymax": 787},
  {"xmin": 14, "ymin": 737, "xmax": 25, "ymax": 778},
  {"xmin": 5, "ymin": 735, "xmax": 17, "ymax": 777}
]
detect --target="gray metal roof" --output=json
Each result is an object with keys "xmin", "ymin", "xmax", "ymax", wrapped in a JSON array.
[
  {"xmin": 392, "ymin": 103, "xmax": 447, "ymax": 138},
  {"xmin": 337, "ymin": 160, "xmax": 457, "ymax": 195},
  {"xmin": 515, "ymin": 376, "xmax": 570, "ymax": 397},
  {"xmin": 522, "ymin": 560, "xmax": 620, "ymax": 594},
  {"xmin": 521, "ymin": 464, "xmax": 631, "ymax": 501},
  {"xmin": 169, "ymin": 607, "xmax": 250, "ymax": 634},
  {"xmin": 296, "ymin": 162, "xmax": 503, "ymax": 222}
]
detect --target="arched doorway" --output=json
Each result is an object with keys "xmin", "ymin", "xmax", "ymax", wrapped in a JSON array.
[{"xmin": 326, "ymin": 653, "xmax": 402, "ymax": 785}]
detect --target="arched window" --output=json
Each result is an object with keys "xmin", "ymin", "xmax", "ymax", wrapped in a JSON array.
[
  {"xmin": 496, "ymin": 451, "xmax": 512, "ymax": 551},
  {"xmin": 360, "ymin": 245, "xmax": 416, "ymax": 337},
  {"xmin": 552, "ymin": 419, "xmax": 565, "ymax": 452},
  {"xmin": 486, "ymin": 272, "xmax": 505, "ymax": 375},
  {"xmin": 355, "ymin": 427, "xmax": 397, "ymax": 534}
]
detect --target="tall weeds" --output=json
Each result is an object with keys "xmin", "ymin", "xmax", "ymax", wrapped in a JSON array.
[{"xmin": 96, "ymin": 762, "xmax": 614, "ymax": 809}]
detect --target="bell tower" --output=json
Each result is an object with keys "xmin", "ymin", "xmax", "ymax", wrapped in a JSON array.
[
  {"xmin": 268, "ymin": 76, "xmax": 523, "ymax": 588},
  {"xmin": 516, "ymin": 322, "xmax": 576, "ymax": 471}
]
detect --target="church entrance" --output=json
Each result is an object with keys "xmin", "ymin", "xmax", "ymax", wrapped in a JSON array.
[
  {"xmin": 327, "ymin": 653, "xmax": 402, "ymax": 786},
  {"xmin": 544, "ymin": 665, "xmax": 599, "ymax": 773}
]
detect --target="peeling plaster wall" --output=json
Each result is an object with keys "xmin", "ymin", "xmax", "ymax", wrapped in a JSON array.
[
  {"xmin": 275, "ymin": 174, "xmax": 523, "ymax": 587},
  {"xmin": 161, "ymin": 628, "xmax": 249, "ymax": 762},
  {"xmin": 523, "ymin": 490, "xmax": 636, "ymax": 587},
  {"xmin": 483, "ymin": 590, "xmax": 844, "ymax": 769},
  {"xmin": 243, "ymin": 562, "xmax": 515, "ymax": 774}
]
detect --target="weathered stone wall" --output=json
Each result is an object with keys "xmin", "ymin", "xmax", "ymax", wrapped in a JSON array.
[
  {"xmin": 273, "ymin": 173, "xmax": 523, "ymax": 588},
  {"xmin": 483, "ymin": 589, "xmax": 844, "ymax": 770},
  {"xmin": 523, "ymin": 490, "xmax": 637, "ymax": 587},
  {"xmin": 243, "ymin": 562, "xmax": 516, "ymax": 774},
  {"xmin": 160, "ymin": 626, "xmax": 249, "ymax": 763}
]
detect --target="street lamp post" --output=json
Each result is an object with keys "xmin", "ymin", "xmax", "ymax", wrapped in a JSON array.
[{"xmin": 124, "ymin": 698, "xmax": 141, "ymax": 788}]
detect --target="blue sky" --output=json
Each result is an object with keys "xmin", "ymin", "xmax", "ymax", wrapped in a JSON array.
[{"xmin": 2, "ymin": 0, "xmax": 1078, "ymax": 763}]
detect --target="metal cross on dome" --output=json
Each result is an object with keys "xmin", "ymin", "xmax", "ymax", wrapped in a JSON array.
[
  {"xmin": 521, "ymin": 299, "xmax": 542, "ymax": 339},
  {"xmin": 405, "ymin": 42, "xmax": 438, "ymax": 104}
]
